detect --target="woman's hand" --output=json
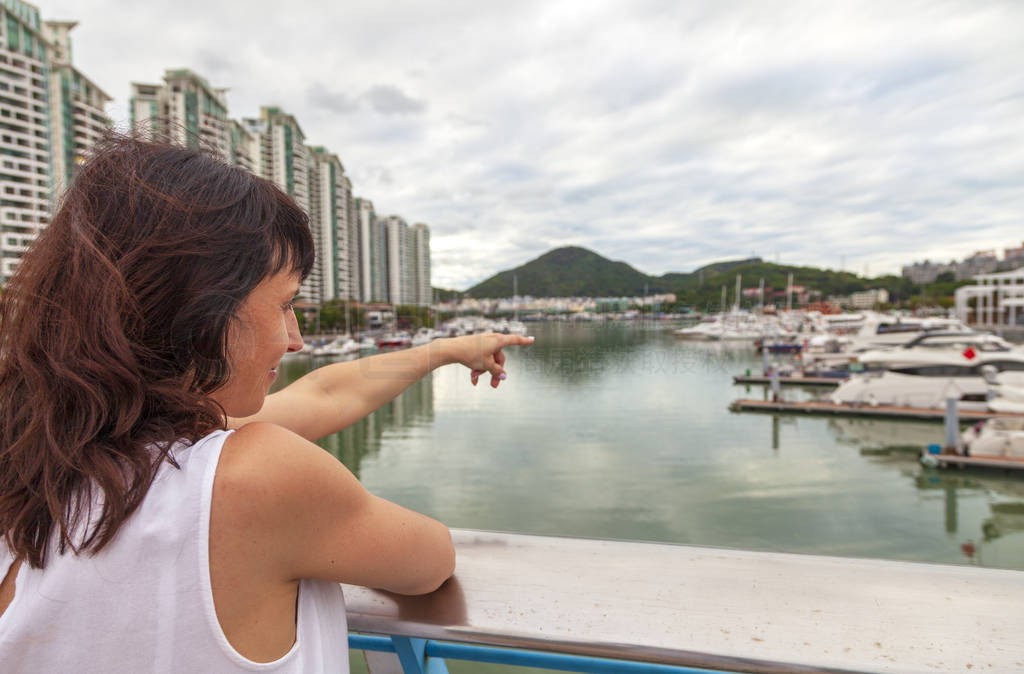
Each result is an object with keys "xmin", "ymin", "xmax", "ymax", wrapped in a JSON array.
[{"xmin": 441, "ymin": 332, "xmax": 535, "ymax": 388}]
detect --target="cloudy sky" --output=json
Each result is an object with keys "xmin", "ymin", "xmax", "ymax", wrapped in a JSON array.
[{"xmin": 43, "ymin": 0, "xmax": 1024, "ymax": 289}]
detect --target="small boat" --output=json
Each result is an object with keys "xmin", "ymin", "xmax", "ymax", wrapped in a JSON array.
[
  {"xmin": 843, "ymin": 313, "xmax": 971, "ymax": 351},
  {"xmin": 961, "ymin": 417, "xmax": 1024, "ymax": 458},
  {"xmin": 411, "ymin": 328, "xmax": 436, "ymax": 346},
  {"xmin": 755, "ymin": 337, "xmax": 804, "ymax": 353},
  {"xmin": 829, "ymin": 340, "xmax": 1024, "ymax": 410},
  {"xmin": 674, "ymin": 311, "xmax": 768, "ymax": 341},
  {"xmin": 985, "ymin": 371, "xmax": 1024, "ymax": 413},
  {"xmin": 495, "ymin": 320, "xmax": 528, "ymax": 335},
  {"xmin": 311, "ymin": 336, "xmax": 361, "ymax": 357},
  {"xmin": 377, "ymin": 332, "xmax": 412, "ymax": 348}
]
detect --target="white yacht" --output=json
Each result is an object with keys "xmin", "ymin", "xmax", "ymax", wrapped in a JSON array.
[
  {"xmin": 494, "ymin": 319, "xmax": 528, "ymax": 335},
  {"xmin": 800, "ymin": 321, "xmax": 982, "ymax": 375},
  {"xmin": 845, "ymin": 313, "xmax": 969, "ymax": 351},
  {"xmin": 311, "ymin": 335, "xmax": 360, "ymax": 357},
  {"xmin": 674, "ymin": 317, "xmax": 723, "ymax": 340},
  {"xmin": 376, "ymin": 331, "xmax": 412, "ymax": 348},
  {"xmin": 829, "ymin": 339, "xmax": 1024, "ymax": 410},
  {"xmin": 814, "ymin": 312, "xmax": 866, "ymax": 334},
  {"xmin": 854, "ymin": 332, "xmax": 1016, "ymax": 371},
  {"xmin": 674, "ymin": 311, "xmax": 777, "ymax": 341},
  {"xmin": 411, "ymin": 327, "xmax": 437, "ymax": 346},
  {"xmin": 961, "ymin": 416, "xmax": 1024, "ymax": 458},
  {"xmin": 985, "ymin": 371, "xmax": 1024, "ymax": 414}
]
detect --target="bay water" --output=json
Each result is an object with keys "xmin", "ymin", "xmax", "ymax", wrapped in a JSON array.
[{"xmin": 275, "ymin": 321, "xmax": 1024, "ymax": 570}]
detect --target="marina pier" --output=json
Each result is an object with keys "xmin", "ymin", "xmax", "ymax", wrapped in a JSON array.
[{"xmin": 728, "ymin": 398, "xmax": 1016, "ymax": 422}]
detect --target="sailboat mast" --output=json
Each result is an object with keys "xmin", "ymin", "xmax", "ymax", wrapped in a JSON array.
[{"xmin": 513, "ymin": 274, "xmax": 519, "ymax": 322}]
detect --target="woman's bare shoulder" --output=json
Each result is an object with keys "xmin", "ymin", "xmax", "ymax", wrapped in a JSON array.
[
  {"xmin": 211, "ymin": 422, "xmax": 368, "ymax": 582},
  {"xmin": 212, "ymin": 422, "xmax": 454, "ymax": 593},
  {"xmin": 215, "ymin": 422, "xmax": 365, "ymax": 522}
]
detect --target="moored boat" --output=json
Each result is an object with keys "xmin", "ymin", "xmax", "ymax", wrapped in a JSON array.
[
  {"xmin": 962, "ymin": 416, "xmax": 1024, "ymax": 458},
  {"xmin": 377, "ymin": 331, "xmax": 412, "ymax": 348},
  {"xmin": 311, "ymin": 335, "xmax": 360, "ymax": 357},
  {"xmin": 829, "ymin": 341, "xmax": 1024, "ymax": 410}
]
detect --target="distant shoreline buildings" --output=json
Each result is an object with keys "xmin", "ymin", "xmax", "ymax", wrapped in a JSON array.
[
  {"xmin": 901, "ymin": 243, "xmax": 1024, "ymax": 285},
  {"xmin": 0, "ymin": 0, "xmax": 431, "ymax": 306}
]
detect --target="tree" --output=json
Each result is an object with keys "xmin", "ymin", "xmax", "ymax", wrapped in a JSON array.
[{"xmin": 319, "ymin": 301, "xmax": 344, "ymax": 332}]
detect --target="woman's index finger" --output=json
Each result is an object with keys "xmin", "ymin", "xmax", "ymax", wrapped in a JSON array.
[{"xmin": 505, "ymin": 334, "xmax": 535, "ymax": 347}]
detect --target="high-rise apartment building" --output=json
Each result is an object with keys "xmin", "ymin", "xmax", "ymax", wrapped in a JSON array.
[
  {"xmin": 130, "ymin": 69, "xmax": 229, "ymax": 157},
  {"xmin": 355, "ymin": 198, "xmax": 383, "ymax": 303},
  {"xmin": 228, "ymin": 118, "xmax": 258, "ymax": 174},
  {"xmin": 0, "ymin": 0, "xmax": 49, "ymax": 281},
  {"xmin": 410, "ymin": 223, "xmax": 431, "ymax": 307},
  {"xmin": 382, "ymin": 215, "xmax": 405, "ymax": 305},
  {"xmin": 43, "ymin": 20, "xmax": 112, "ymax": 196},
  {"xmin": 401, "ymin": 223, "xmax": 416, "ymax": 306},
  {"xmin": 249, "ymin": 107, "xmax": 309, "ymax": 210},
  {"xmin": 342, "ymin": 174, "xmax": 357, "ymax": 302},
  {"xmin": 307, "ymin": 145, "xmax": 352, "ymax": 302},
  {"xmin": 121, "ymin": 65, "xmax": 432, "ymax": 310},
  {"xmin": 129, "ymin": 75, "xmax": 361, "ymax": 306},
  {"xmin": 0, "ymin": 1, "xmax": 111, "ymax": 282},
  {"xmin": 356, "ymin": 205, "xmax": 430, "ymax": 307},
  {"xmin": 245, "ymin": 107, "xmax": 319, "ymax": 301},
  {"xmin": 383, "ymin": 215, "xmax": 407, "ymax": 306}
]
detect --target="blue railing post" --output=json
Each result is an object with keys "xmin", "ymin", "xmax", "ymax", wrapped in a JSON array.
[{"xmin": 391, "ymin": 636, "xmax": 449, "ymax": 674}]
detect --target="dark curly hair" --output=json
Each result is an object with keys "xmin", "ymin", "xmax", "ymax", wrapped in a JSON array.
[{"xmin": 0, "ymin": 134, "xmax": 314, "ymax": 568}]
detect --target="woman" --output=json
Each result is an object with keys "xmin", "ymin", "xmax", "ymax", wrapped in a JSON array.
[{"xmin": 0, "ymin": 136, "xmax": 532, "ymax": 671}]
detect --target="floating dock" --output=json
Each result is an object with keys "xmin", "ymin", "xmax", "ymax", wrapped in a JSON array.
[
  {"xmin": 733, "ymin": 374, "xmax": 843, "ymax": 387},
  {"xmin": 923, "ymin": 452, "xmax": 1024, "ymax": 472},
  {"xmin": 729, "ymin": 398, "xmax": 1020, "ymax": 422}
]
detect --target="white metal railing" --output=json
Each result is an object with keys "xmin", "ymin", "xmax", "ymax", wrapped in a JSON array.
[{"xmin": 344, "ymin": 529, "xmax": 1024, "ymax": 673}]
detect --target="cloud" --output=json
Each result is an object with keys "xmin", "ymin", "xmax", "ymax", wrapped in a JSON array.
[
  {"xmin": 307, "ymin": 83, "xmax": 359, "ymax": 114},
  {"xmin": 194, "ymin": 49, "xmax": 234, "ymax": 80},
  {"xmin": 41, "ymin": 0, "xmax": 1024, "ymax": 290},
  {"xmin": 362, "ymin": 85, "xmax": 426, "ymax": 115},
  {"xmin": 306, "ymin": 82, "xmax": 426, "ymax": 118}
]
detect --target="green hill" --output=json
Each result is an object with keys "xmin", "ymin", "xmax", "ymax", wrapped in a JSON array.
[
  {"xmin": 458, "ymin": 245, "xmax": 931, "ymax": 308},
  {"xmin": 467, "ymin": 246, "xmax": 664, "ymax": 298}
]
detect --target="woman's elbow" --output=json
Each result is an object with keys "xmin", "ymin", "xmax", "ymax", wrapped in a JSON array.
[{"xmin": 401, "ymin": 528, "xmax": 456, "ymax": 595}]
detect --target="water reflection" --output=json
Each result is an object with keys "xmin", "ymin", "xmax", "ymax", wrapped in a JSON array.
[
  {"xmin": 268, "ymin": 326, "xmax": 1024, "ymax": 571},
  {"xmin": 984, "ymin": 501, "xmax": 1024, "ymax": 541},
  {"xmin": 273, "ymin": 356, "xmax": 435, "ymax": 479},
  {"xmin": 820, "ymin": 415, "xmax": 1024, "ymax": 565},
  {"xmin": 517, "ymin": 323, "xmax": 759, "ymax": 385},
  {"xmin": 827, "ymin": 418, "xmax": 942, "ymax": 453},
  {"xmin": 319, "ymin": 375, "xmax": 434, "ymax": 479}
]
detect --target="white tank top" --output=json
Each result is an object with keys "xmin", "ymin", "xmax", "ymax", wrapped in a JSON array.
[{"xmin": 0, "ymin": 429, "xmax": 349, "ymax": 673}]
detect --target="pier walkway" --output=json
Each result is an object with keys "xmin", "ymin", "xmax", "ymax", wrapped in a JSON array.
[
  {"xmin": 730, "ymin": 398, "xmax": 1019, "ymax": 422},
  {"xmin": 732, "ymin": 374, "xmax": 843, "ymax": 387}
]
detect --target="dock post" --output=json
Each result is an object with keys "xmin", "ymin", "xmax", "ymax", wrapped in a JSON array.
[
  {"xmin": 770, "ymin": 365, "xmax": 781, "ymax": 401},
  {"xmin": 762, "ymin": 347, "xmax": 770, "ymax": 376},
  {"xmin": 944, "ymin": 397, "xmax": 960, "ymax": 454}
]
